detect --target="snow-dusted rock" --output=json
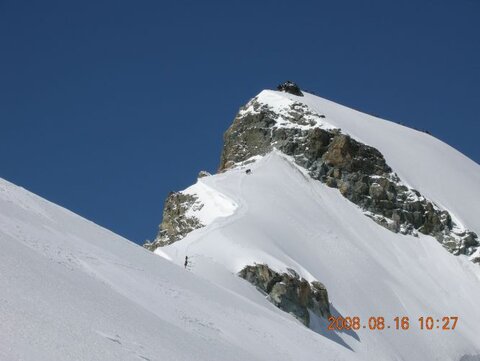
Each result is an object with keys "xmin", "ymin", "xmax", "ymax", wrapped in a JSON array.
[{"xmin": 239, "ymin": 263, "xmax": 330, "ymax": 326}]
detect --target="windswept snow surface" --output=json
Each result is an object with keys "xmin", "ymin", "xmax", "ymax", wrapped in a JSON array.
[
  {"xmin": 161, "ymin": 152, "xmax": 480, "ymax": 361},
  {"xmin": 0, "ymin": 178, "xmax": 359, "ymax": 361}
]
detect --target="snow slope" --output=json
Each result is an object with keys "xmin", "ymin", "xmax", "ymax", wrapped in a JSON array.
[
  {"xmin": 160, "ymin": 152, "xmax": 480, "ymax": 361},
  {"xmin": 0, "ymin": 177, "xmax": 359, "ymax": 361},
  {"xmin": 157, "ymin": 90, "xmax": 480, "ymax": 360}
]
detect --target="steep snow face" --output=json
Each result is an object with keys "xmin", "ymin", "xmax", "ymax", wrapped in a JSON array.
[
  {"xmin": 159, "ymin": 152, "xmax": 480, "ymax": 361},
  {"xmin": 0, "ymin": 177, "xmax": 360, "ymax": 361},
  {"xmin": 258, "ymin": 90, "xmax": 480, "ymax": 235}
]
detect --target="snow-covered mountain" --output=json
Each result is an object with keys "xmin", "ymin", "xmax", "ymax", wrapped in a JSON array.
[
  {"xmin": 1, "ymin": 83, "xmax": 479, "ymax": 361},
  {"xmin": 146, "ymin": 83, "xmax": 480, "ymax": 360}
]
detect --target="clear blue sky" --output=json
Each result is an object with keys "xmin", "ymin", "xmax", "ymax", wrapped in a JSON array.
[{"xmin": 1, "ymin": 0, "xmax": 478, "ymax": 244}]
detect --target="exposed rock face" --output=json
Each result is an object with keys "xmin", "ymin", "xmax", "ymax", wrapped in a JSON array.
[
  {"xmin": 238, "ymin": 264, "xmax": 330, "ymax": 326},
  {"xmin": 277, "ymin": 81, "xmax": 304, "ymax": 96},
  {"xmin": 220, "ymin": 95, "xmax": 479, "ymax": 258},
  {"xmin": 144, "ymin": 192, "xmax": 204, "ymax": 250}
]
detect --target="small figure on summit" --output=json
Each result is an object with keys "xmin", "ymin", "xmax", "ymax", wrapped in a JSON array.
[
  {"xmin": 276, "ymin": 81, "xmax": 304, "ymax": 97},
  {"xmin": 184, "ymin": 256, "xmax": 189, "ymax": 269}
]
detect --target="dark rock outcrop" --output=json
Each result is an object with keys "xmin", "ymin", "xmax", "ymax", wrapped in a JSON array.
[
  {"xmin": 219, "ymin": 95, "xmax": 479, "ymax": 258},
  {"xmin": 197, "ymin": 170, "xmax": 211, "ymax": 178},
  {"xmin": 277, "ymin": 81, "xmax": 304, "ymax": 97},
  {"xmin": 238, "ymin": 264, "xmax": 330, "ymax": 326},
  {"xmin": 144, "ymin": 192, "xmax": 203, "ymax": 250}
]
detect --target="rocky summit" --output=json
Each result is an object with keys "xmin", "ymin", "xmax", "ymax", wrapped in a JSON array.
[
  {"xmin": 277, "ymin": 80, "xmax": 304, "ymax": 96},
  {"xmin": 218, "ymin": 91, "xmax": 479, "ymax": 258}
]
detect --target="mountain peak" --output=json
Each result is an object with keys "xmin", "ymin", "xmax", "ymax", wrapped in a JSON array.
[{"xmin": 151, "ymin": 89, "xmax": 480, "ymax": 262}]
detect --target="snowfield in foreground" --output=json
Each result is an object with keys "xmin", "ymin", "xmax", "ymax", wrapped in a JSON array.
[{"xmin": 0, "ymin": 176, "xmax": 357, "ymax": 361}]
